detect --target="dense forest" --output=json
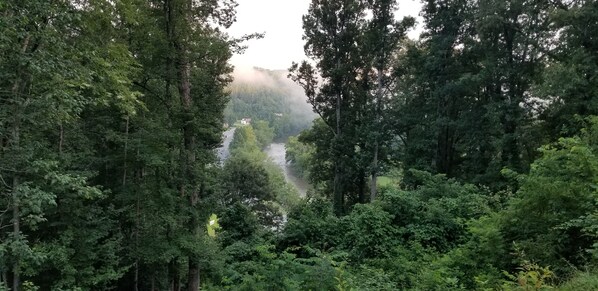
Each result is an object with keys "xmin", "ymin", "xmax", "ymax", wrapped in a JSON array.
[{"xmin": 1, "ymin": 0, "xmax": 598, "ymax": 290}]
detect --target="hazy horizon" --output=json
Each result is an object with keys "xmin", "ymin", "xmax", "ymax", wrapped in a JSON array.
[{"xmin": 227, "ymin": 0, "xmax": 423, "ymax": 71}]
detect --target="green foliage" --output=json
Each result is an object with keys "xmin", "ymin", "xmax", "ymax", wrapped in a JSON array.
[
  {"xmin": 3, "ymin": 0, "xmax": 598, "ymax": 289},
  {"xmin": 340, "ymin": 203, "xmax": 397, "ymax": 261},
  {"xmin": 537, "ymin": 1, "xmax": 598, "ymax": 138},
  {"xmin": 279, "ymin": 173, "xmax": 494, "ymax": 289},
  {"xmin": 215, "ymin": 242, "xmax": 339, "ymax": 290},
  {"xmin": 502, "ymin": 125, "xmax": 598, "ymax": 273},
  {"xmin": 230, "ymin": 125, "xmax": 260, "ymax": 153},
  {"xmin": 380, "ymin": 171, "xmax": 492, "ymax": 251},
  {"xmin": 253, "ymin": 120, "xmax": 275, "ymax": 149},
  {"xmin": 555, "ymin": 270, "xmax": 598, "ymax": 291},
  {"xmin": 502, "ymin": 261, "xmax": 554, "ymax": 291},
  {"xmin": 285, "ymin": 135, "xmax": 314, "ymax": 180},
  {"xmin": 222, "ymin": 156, "xmax": 282, "ymax": 228},
  {"xmin": 207, "ymin": 214, "xmax": 221, "ymax": 238},
  {"xmin": 280, "ymin": 198, "xmax": 340, "ymax": 253}
]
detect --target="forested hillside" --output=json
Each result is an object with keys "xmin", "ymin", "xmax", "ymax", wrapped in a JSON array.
[
  {"xmin": 1, "ymin": 0, "xmax": 598, "ymax": 290},
  {"xmin": 225, "ymin": 67, "xmax": 315, "ymax": 139}
]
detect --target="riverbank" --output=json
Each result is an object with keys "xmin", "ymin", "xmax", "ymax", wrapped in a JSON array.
[{"xmin": 264, "ymin": 143, "xmax": 309, "ymax": 197}]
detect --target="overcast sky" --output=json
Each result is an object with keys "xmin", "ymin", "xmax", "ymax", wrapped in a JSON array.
[{"xmin": 227, "ymin": 0, "xmax": 423, "ymax": 71}]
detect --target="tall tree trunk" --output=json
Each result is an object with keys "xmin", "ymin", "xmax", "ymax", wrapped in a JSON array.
[
  {"xmin": 11, "ymin": 92, "xmax": 21, "ymax": 291},
  {"xmin": 370, "ymin": 67, "xmax": 383, "ymax": 201},
  {"xmin": 134, "ymin": 184, "xmax": 139, "ymax": 291},
  {"xmin": 333, "ymin": 55, "xmax": 344, "ymax": 215},
  {"xmin": 436, "ymin": 91, "xmax": 454, "ymax": 176},
  {"xmin": 123, "ymin": 116, "xmax": 129, "ymax": 186},
  {"xmin": 333, "ymin": 88, "xmax": 343, "ymax": 215},
  {"xmin": 358, "ymin": 171, "xmax": 366, "ymax": 203},
  {"xmin": 59, "ymin": 123, "xmax": 64, "ymax": 155},
  {"xmin": 12, "ymin": 176, "xmax": 20, "ymax": 291},
  {"xmin": 502, "ymin": 27, "xmax": 521, "ymax": 172},
  {"xmin": 10, "ymin": 34, "xmax": 29, "ymax": 291},
  {"xmin": 169, "ymin": 260, "xmax": 179, "ymax": 291},
  {"xmin": 178, "ymin": 32, "xmax": 200, "ymax": 291},
  {"xmin": 175, "ymin": 3, "xmax": 200, "ymax": 288}
]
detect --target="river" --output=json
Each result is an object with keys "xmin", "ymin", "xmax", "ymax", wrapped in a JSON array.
[
  {"xmin": 217, "ymin": 127, "xmax": 236, "ymax": 162},
  {"xmin": 264, "ymin": 143, "xmax": 309, "ymax": 197},
  {"xmin": 217, "ymin": 127, "xmax": 308, "ymax": 197}
]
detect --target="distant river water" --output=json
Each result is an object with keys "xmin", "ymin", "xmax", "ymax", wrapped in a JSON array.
[
  {"xmin": 217, "ymin": 128, "xmax": 308, "ymax": 197},
  {"xmin": 264, "ymin": 143, "xmax": 309, "ymax": 197},
  {"xmin": 217, "ymin": 128, "xmax": 236, "ymax": 161}
]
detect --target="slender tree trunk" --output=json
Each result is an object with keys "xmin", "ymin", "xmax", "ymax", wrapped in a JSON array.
[
  {"xmin": 188, "ymin": 265, "xmax": 199, "ymax": 291},
  {"xmin": 370, "ymin": 142, "xmax": 378, "ymax": 199},
  {"xmin": 123, "ymin": 116, "xmax": 129, "ymax": 186},
  {"xmin": 134, "ymin": 186, "xmax": 139, "ymax": 291},
  {"xmin": 59, "ymin": 123, "xmax": 64, "ymax": 155},
  {"xmin": 134, "ymin": 262, "xmax": 139, "ymax": 291},
  {"xmin": 10, "ymin": 34, "xmax": 29, "ymax": 291},
  {"xmin": 164, "ymin": 0, "xmax": 201, "ymax": 288},
  {"xmin": 358, "ymin": 172, "xmax": 366, "ymax": 203},
  {"xmin": 333, "ymin": 88, "xmax": 343, "ymax": 215},
  {"xmin": 169, "ymin": 260, "xmax": 179, "ymax": 291},
  {"xmin": 11, "ymin": 95, "xmax": 21, "ymax": 291},
  {"xmin": 370, "ymin": 67, "xmax": 383, "ymax": 201},
  {"xmin": 436, "ymin": 91, "xmax": 454, "ymax": 176},
  {"xmin": 332, "ymin": 54, "xmax": 344, "ymax": 215},
  {"xmin": 12, "ymin": 176, "xmax": 20, "ymax": 291}
]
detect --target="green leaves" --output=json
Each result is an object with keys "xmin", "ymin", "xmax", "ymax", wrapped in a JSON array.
[{"xmin": 207, "ymin": 214, "xmax": 221, "ymax": 238}]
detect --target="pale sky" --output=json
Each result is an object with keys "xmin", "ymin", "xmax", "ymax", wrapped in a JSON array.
[{"xmin": 227, "ymin": 0, "xmax": 423, "ymax": 70}]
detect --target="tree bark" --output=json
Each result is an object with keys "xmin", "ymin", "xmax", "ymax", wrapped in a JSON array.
[
  {"xmin": 333, "ymin": 88, "xmax": 343, "ymax": 215},
  {"xmin": 333, "ymin": 55, "xmax": 344, "ymax": 215},
  {"xmin": 370, "ymin": 67, "xmax": 383, "ymax": 201},
  {"xmin": 10, "ymin": 33, "xmax": 29, "ymax": 291},
  {"xmin": 174, "ymin": 1, "xmax": 201, "ymax": 288},
  {"xmin": 59, "ymin": 123, "xmax": 64, "ymax": 155},
  {"xmin": 12, "ymin": 95, "xmax": 21, "ymax": 291},
  {"xmin": 12, "ymin": 176, "xmax": 20, "ymax": 291},
  {"xmin": 123, "ymin": 116, "xmax": 129, "ymax": 186}
]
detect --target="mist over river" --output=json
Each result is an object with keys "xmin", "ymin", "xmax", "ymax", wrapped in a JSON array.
[{"xmin": 264, "ymin": 143, "xmax": 309, "ymax": 197}]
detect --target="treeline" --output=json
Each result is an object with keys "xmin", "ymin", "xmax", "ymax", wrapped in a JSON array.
[
  {"xmin": 225, "ymin": 68, "xmax": 315, "ymax": 140},
  {"xmin": 290, "ymin": 0, "xmax": 598, "ymax": 209},
  {"xmin": 0, "ymin": 0, "xmax": 259, "ymax": 289},
  {"xmin": 284, "ymin": 0, "xmax": 598, "ymax": 289}
]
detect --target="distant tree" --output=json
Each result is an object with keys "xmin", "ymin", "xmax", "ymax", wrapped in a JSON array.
[{"xmin": 253, "ymin": 120, "xmax": 275, "ymax": 148}]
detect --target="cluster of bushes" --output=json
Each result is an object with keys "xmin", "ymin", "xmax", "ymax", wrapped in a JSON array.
[{"xmin": 211, "ymin": 119, "xmax": 598, "ymax": 290}]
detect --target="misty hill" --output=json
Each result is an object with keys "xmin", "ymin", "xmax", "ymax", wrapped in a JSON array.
[{"xmin": 225, "ymin": 67, "xmax": 315, "ymax": 139}]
